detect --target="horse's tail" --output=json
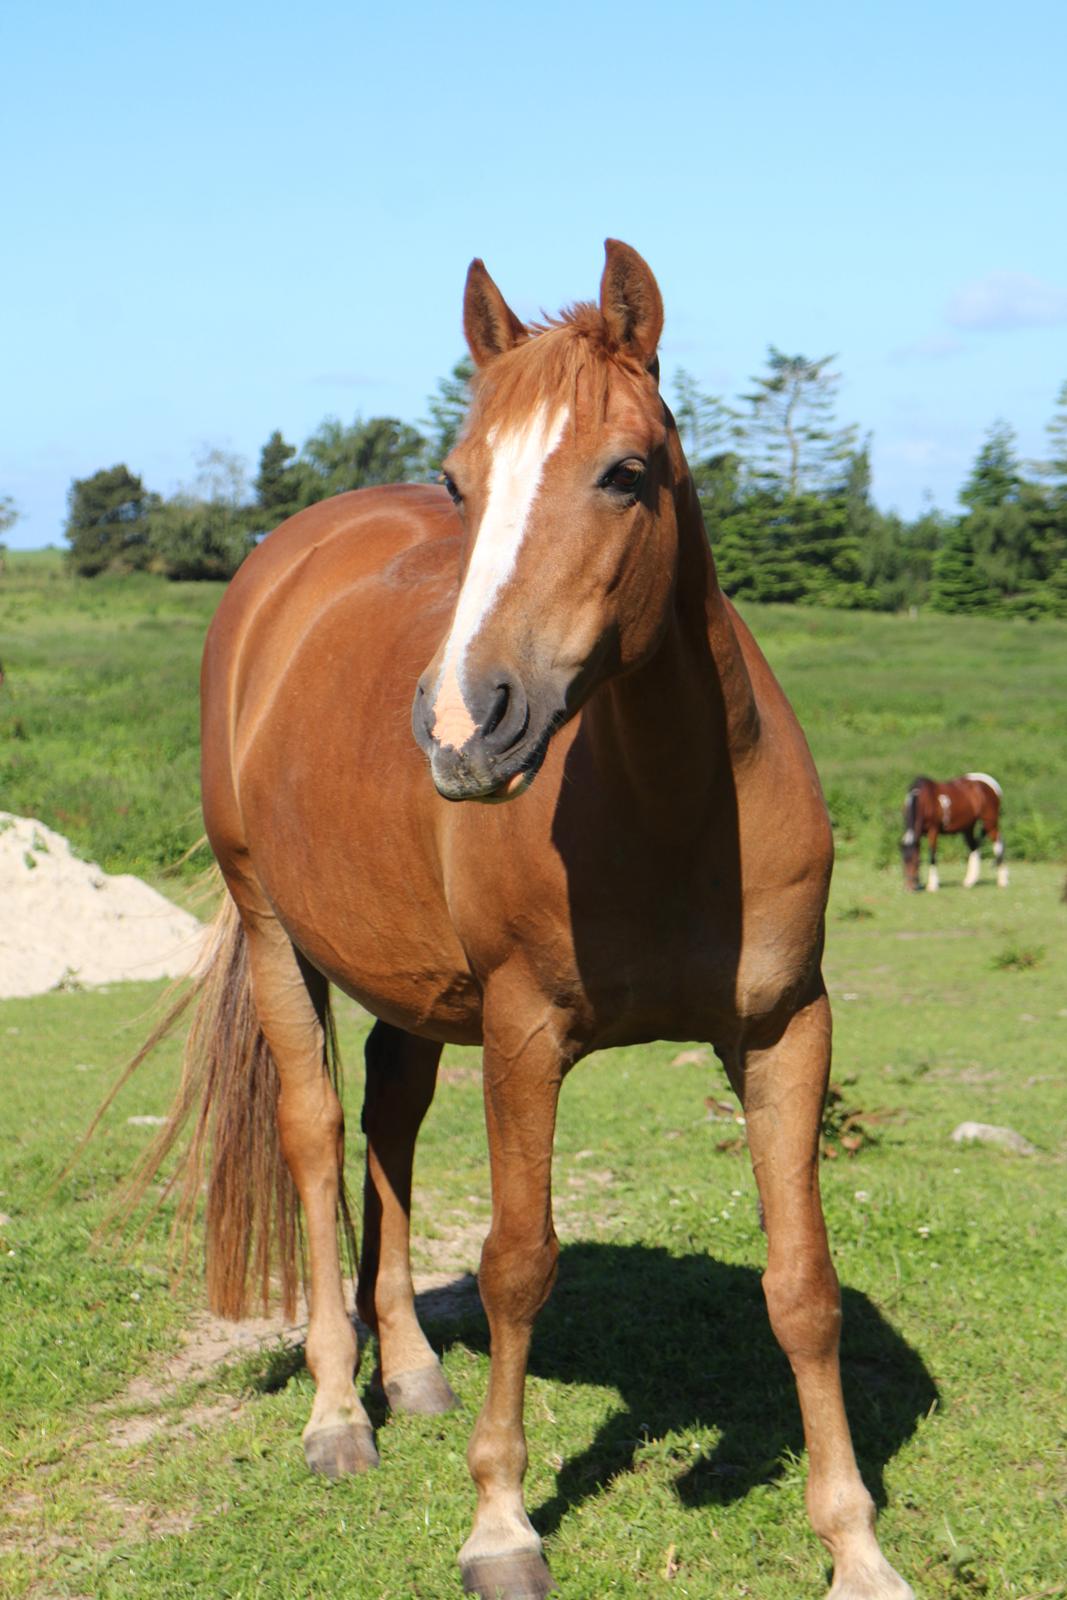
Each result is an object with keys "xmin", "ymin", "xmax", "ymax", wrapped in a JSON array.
[
  {"xmin": 89, "ymin": 889, "xmax": 318, "ymax": 1321},
  {"xmin": 964, "ymin": 771, "xmax": 1003, "ymax": 800}
]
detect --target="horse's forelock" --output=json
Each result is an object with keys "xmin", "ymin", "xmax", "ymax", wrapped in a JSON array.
[{"xmin": 470, "ymin": 306, "xmax": 652, "ymax": 436}]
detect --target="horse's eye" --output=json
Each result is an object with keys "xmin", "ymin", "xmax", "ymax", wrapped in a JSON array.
[
  {"xmin": 441, "ymin": 472, "xmax": 463, "ymax": 506},
  {"xmin": 601, "ymin": 459, "xmax": 645, "ymax": 497}
]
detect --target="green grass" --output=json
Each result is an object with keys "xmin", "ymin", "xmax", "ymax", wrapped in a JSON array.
[
  {"xmin": 2, "ymin": 859, "xmax": 1065, "ymax": 1598},
  {"xmin": 738, "ymin": 602, "xmax": 1067, "ymax": 864},
  {"xmin": 3, "ymin": 559, "xmax": 1066, "ymax": 881},
  {"xmin": 0, "ymin": 550, "xmax": 223, "ymax": 878},
  {"xmin": 2, "ymin": 560, "xmax": 1066, "ymax": 1596}
]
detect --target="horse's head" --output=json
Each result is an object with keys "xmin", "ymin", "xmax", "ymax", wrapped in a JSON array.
[{"xmin": 413, "ymin": 240, "xmax": 679, "ymax": 802}]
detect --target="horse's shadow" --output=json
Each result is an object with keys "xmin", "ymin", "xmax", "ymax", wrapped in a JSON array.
[{"xmin": 414, "ymin": 1241, "xmax": 936, "ymax": 1541}]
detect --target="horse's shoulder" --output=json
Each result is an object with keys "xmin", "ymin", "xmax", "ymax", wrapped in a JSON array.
[{"xmin": 211, "ymin": 485, "xmax": 459, "ymax": 639}]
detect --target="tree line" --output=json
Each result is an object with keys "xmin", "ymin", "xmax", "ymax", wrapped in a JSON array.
[{"xmin": 54, "ymin": 355, "xmax": 1067, "ymax": 617}]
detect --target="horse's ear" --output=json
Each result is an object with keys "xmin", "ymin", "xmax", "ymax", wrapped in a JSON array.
[
  {"xmin": 599, "ymin": 239, "xmax": 663, "ymax": 372},
  {"xmin": 463, "ymin": 259, "xmax": 528, "ymax": 367}
]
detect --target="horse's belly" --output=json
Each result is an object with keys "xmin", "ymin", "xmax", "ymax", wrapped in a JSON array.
[
  {"xmin": 296, "ymin": 928, "xmax": 484, "ymax": 1046},
  {"xmin": 235, "ymin": 780, "xmax": 484, "ymax": 1045}
]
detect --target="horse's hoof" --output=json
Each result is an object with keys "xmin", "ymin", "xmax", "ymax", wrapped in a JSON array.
[
  {"xmin": 304, "ymin": 1422, "xmax": 379, "ymax": 1478},
  {"xmin": 385, "ymin": 1362, "xmax": 458, "ymax": 1415},
  {"xmin": 460, "ymin": 1552, "xmax": 557, "ymax": 1600}
]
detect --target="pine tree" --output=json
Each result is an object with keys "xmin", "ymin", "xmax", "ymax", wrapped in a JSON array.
[
  {"xmin": 65, "ymin": 466, "xmax": 158, "ymax": 576},
  {"xmin": 742, "ymin": 348, "xmax": 858, "ymax": 498},
  {"xmin": 300, "ymin": 416, "xmax": 426, "ymax": 501},
  {"xmin": 930, "ymin": 519, "xmax": 995, "ymax": 613},
  {"xmin": 956, "ymin": 422, "xmax": 1042, "ymax": 608},
  {"xmin": 423, "ymin": 358, "xmax": 475, "ymax": 473},
  {"xmin": 726, "ymin": 350, "xmax": 867, "ymax": 605},
  {"xmin": 1028, "ymin": 381, "xmax": 1067, "ymax": 615},
  {"xmin": 1035, "ymin": 379, "xmax": 1067, "ymax": 498},
  {"xmin": 960, "ymin": 421, "xmax": 1022, "ymax": 511},
  {"xmin": 254, "ymin": 430, "xmax": 304, "ymax": 523}
]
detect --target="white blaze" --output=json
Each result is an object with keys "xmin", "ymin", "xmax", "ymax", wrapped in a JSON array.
[{"xmin": 432, "ymin": 404, "xmax": 569, "ymax": 748}]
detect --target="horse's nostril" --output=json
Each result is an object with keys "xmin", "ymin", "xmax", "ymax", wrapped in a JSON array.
[
  {"xmin": 479, "ymin": 674, "xmax": 529, "ymax": 756},
  {"xmin": 482, "ymin": 682, "xmax": 510, "ymax": 741}
]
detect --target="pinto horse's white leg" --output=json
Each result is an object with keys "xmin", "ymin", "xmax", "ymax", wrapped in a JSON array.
[
  {"xmin": 963, "ymin": 849, "xmax": 981, "ymax": 888},
  {"xmin": 926, "ymin": 863, "xmax": 939, "ymax": 892},
  {"xmin": 742, "ymin": 993, "xmax": 914, "ymax": 1600},
  {"xmin": 244, "ymin": 918, "xmax": 378, "ymax": 1478},
  {"xmin": 356, "ymin": 1022, "xmax": 457, "ymax": 1414},
  {"xmin": 458, "ymin": 978, "xmax": 565, "ymax": 1600}
]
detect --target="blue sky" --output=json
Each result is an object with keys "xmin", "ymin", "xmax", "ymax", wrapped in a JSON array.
[{"xmin": 3, "ymin": 0, "xmax": 1066, "ymax": 548}]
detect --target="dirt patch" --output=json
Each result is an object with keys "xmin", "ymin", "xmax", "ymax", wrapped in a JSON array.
[
  {"xmin": 0, "ymin": 1488, "xmax": 195, "ymax": 1560},
  {"xmin": 100, "ymin": 1267, "xmax": 479, "ymax": 1450},
  {"xmin": 927, "ymin": 1064, "xmax": 1002, "ymax": 1083}
]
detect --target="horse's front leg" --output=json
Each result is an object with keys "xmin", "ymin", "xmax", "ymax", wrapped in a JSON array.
[
  {"xmin": 962, "ymin": 826, "xmax": 981, "ymax": 888},
  {"xmin": 925, "ymin": 827, "xmax": 940, "ymax": 891},
  {"xmin": 459, "ymin": 982, "xmax": 565, "ymax": 1600},
  {"xmin": 742, "ymin": 990, "xmax": 914, "ymax": 1600}
]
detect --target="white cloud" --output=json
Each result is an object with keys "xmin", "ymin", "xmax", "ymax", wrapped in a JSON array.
[
  {"xmin": 889, "ymin": 333, "xmax": 965, "ymax": 363},
  {"xmin": 947, "ymin": 271, "xmax": 1067, "ymax": 331}
]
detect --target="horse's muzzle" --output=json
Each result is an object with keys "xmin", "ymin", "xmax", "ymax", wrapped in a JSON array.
[{"xmin": 411, "ymin": 673, "xmax": 551, "ymax": 803}]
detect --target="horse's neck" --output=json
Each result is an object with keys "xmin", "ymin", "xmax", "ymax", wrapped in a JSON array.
[{"xmin": 582, "ymin": 463, "xmax": 759, "ymax": 829}]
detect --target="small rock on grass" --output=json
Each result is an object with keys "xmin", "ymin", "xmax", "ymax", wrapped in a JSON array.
[{"xmin": 951, "ymin": 1121, "xmax": 1037, "ymax": 1156}]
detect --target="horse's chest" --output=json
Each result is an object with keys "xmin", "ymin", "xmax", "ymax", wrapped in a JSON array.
[{"xmin": 545, "ymin": 868, "xmax": 816, "ymax": 1049}]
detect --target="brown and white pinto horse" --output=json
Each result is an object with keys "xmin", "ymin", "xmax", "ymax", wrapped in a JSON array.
[
  {"xmin": 139, "ymin": 244, "xmax": 912, "ymax": 1599},
  {"xmin": 901, "ymin": 773, "xmax": 1007, "ymax": 892}
]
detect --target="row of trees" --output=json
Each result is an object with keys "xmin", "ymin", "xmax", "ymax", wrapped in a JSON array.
[
  {"xmin": 60, "ymin": 354, "xmax": 1067, "ymax": 617},
  {"xmin": 674, "ymin": 360, "xmax": 1067, "ymax": 616},
  {"xmin": 62, "ymin": 368, "xmax": 470, "ymax": 582}
]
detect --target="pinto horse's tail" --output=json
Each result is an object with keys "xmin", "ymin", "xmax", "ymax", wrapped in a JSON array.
[{"xmin": 83, "ymin": 886, "xmax": 348, "ymax": 1320}]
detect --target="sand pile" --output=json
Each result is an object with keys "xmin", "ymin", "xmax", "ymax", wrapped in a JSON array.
[{"xmin": 1, "ymin": 813, "xmax": 203, "ymax": 999}]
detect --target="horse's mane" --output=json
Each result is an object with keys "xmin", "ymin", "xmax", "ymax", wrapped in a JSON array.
[{"xmin": 470, "ymin": 303, "xmax": 652, "ymax": 430}]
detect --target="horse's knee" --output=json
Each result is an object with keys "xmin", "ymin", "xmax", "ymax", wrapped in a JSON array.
[
  {"xmin": 479, "ymin": 1228, "xmax": 559, "ymax": 1326},
  {"xmin": 762, "ymin": 1258, "xmax": 841, "ymax": 1363}
]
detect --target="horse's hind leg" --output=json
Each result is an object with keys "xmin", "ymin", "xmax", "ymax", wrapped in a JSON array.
[
  {"xmin": 356, "ymin": 1021, "xmax": 457, "ymax": 1414},
  {"xmin": 242, "ymin": 911, "xmax": 378, "ymax": 1477},
  {"xmin": 742, "ymin": 991, "xmax": 913, "ymax": 1600},
  {"xmin": 962, "ymin": 826, "xmax": 981, "ymax": 888}
]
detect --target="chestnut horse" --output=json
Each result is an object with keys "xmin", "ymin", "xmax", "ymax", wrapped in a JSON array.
[
  {"xmin": 901, "ymin": 773, "xmax": 1006, "ymax": 892},
  {"xmin": 136, "ymin": 243, "xmax": 912, "ymax": 1599}
]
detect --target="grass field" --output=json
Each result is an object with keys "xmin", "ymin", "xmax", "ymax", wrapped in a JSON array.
[
  {"xmin": 2, "ymin": 553, "xmax": 1066, "ymax": 1598},
  {"xmin": 3, "ymin": 548, "xmax": 1067, "ymax": 878}
]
